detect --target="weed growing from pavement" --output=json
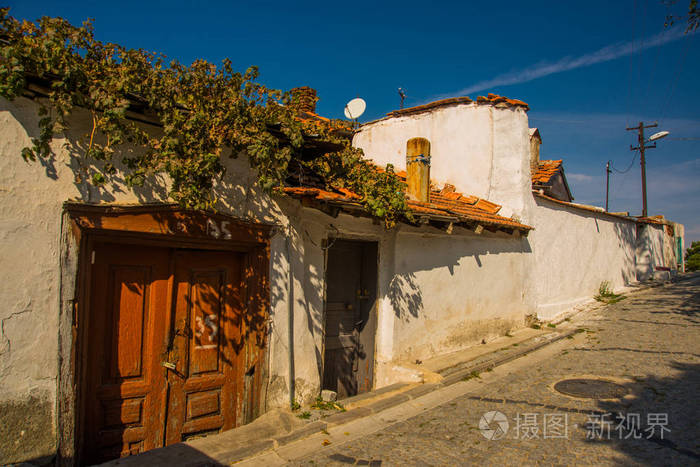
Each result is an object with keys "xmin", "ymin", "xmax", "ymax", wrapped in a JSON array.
[
  {"xmin": 595, "ymin": 281, "xmax": 627, "ymax": 304},
  {"xmin": 463, "ymin": 370, "xmax": 481, "ymax": 381},
  {"xmin": 297, "ymin": 411, "xmax": 311, "ymax": 419},
  {"xmin": 547, "ymin": 323, "xmax": 557, "ymax": 328},
  {"xmin": 312, "ymin": 396, "xmax": 346, "ymax": 412}
]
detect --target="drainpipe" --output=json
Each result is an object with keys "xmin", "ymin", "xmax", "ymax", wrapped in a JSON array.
[{"xmin": 285, "ymin": 225, "xmax": 295, "ymax": 409}]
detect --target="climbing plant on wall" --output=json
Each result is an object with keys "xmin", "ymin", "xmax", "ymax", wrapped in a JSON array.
[{"xmin": 0, "ymin": 9, "xmax": 409, "ymax": 227}]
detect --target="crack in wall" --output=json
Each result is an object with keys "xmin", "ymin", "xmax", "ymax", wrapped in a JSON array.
[{"xmin": 0, "ymin": 308, "xmax": 32, "ymax": 359}]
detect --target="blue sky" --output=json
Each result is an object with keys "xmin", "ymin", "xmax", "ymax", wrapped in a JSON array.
[{"xmin": 7, "ymin": 1, "xmax": 700, "ymax": 243}]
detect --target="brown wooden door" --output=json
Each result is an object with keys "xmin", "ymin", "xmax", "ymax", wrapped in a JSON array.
[
  {"xmin": 83, "ymin": 243, "xmax": 171, "ymax": 464},
  {"xmin": 83, "ymin": 244, "xmax": 246, "ymax": 463},
  {"xmin": 164, "ymin": 250, "xmax": 244, "ymax": 443}
]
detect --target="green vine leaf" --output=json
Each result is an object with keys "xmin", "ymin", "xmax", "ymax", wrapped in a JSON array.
[{"xmin": 0, "ymin": 8, "xmax": 410, "ymax": 228}]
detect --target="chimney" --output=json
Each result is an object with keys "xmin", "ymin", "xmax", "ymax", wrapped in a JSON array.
[
  {"xmin": 529, "ymin": 128, "xmax": 541, "ymax": 174},
  {"xmin": 406, "ymin": 137, "xmax": 431, "ymax": 203},
  {"xmin": 290, "ymin": 86, "xmax": 318, "ymax": 114}
]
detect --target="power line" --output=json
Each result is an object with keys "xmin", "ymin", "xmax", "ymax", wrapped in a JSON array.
[
  {"xmin": 611, "ymin": 149, "xmax": 639, "ymax": 174},
  {"xmin": 626, "ymin": 121, "xmax": 659, "ymax": 217}
]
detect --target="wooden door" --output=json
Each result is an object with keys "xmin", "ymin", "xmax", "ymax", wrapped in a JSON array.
[
  {"xmin": 322, "ymin": 240, "xmax": 378, "ymax": 399},
  {"xmin": 83, "ymin": 244, "xmax": 247, "ymax": 463},
  {"xmin": 164, "ymin": 250, "xmax": 244, "ymax": 443},
  {"xmin": 83, "ymin": 243, "xmax": 171, "ymax": 464}
]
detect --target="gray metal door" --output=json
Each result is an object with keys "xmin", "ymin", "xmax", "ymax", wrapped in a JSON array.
[{"xmin": 322, "ymin": 240, "xmax": 377, "ymax": 398}]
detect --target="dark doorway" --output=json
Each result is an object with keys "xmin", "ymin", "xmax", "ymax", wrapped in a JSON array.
[{"xmin": 322, "ymin": 240, "xmax": 378, "ymax": 399}]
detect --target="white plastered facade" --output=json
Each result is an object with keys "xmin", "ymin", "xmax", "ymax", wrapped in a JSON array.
[{"xmin": 0, "ymin": 95, "xmax": 684, "ymax": 464}]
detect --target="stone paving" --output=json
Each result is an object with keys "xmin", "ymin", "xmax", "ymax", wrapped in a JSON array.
[{"xmin": 292, "ymin": 278, "xmax": 700, "ymax": 466}]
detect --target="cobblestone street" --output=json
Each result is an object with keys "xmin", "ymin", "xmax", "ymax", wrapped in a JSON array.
[{"xmin": 290, "ymin": 278, "xmax": 700, "ymax": 466}]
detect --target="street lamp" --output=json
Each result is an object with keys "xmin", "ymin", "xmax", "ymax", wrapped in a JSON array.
[
  {"xmin": 648, "ymin": 131, "xmax": 670, "ymax": 142},
  {"xmin": 626, "ymin": 122, "xmax": 670, "ymax": 217}
]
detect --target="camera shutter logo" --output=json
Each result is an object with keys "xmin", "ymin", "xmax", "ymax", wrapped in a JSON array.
[{"xmin": 479, "ymin": 411, "xmax": 509, "ymax": 440}]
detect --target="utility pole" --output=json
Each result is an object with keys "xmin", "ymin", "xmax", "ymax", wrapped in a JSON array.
[
  {"xmin": 605, "ymin": 161, "xmax": 611, "ymax": 212},
  {"xmin": 626, "ymin": 121, "xmax": 657, "ymax": 217}
]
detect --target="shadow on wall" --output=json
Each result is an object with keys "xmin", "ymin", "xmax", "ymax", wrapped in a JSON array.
[
  {"xmin": 294, "ymin": 224, "xmax": 325, "ymax": 389},
  {"xmin": 267, "ymin": 215, "xmax": 326, "ymax": 405},
  {"xmin": 614, "ymin": 221, "xmax": 638, "ymax": 286},
  {"xmin": 388, "ymin": 272, "xmax": 423, "ymax": 322},
  {"xmin": 7, "ymin": 100, "xmax": 291, "ymax": 218},
  {"xmin": 534, "ymin": 197, "xmax": 640, "ymax": 288},
  {"xmin": 388, "ymin": 234, "xmax": 532, "ymax": 322},
  {"xmin": 4, "ymin": 101, "xmax": 321, "ymax": 455},
  {"xmin": 635, "ymin": 224, "xmax": 666, "ymax": 282},
  {"xmin": 5, "ymin": 101, "xmax": 170, "ymax": 204}
]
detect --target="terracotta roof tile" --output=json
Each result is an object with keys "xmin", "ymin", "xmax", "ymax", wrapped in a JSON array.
[
  {"xmin": 386, "ymin": 97, "xmax": 473, "ymax": 117},
  {"xmin": 284, "ymin": 170, "xmax": 532, "ymax": 231},
  {"xmin": 384, "ymin": 93, "xmax": 528, "ymax": 119},
  {"xmin": 295, "ymin": 111, "xmax": 354, "ymax": 133},
  {"xmin": 533, "ymin": 192, "xmax": 670, "ymax": 226},
  {"xmin": 532, "ymin": 159, "xmax": 562, "ymax": 184},
  {"xmin": 476, "ymin": 93, "xmax": 530, "ymax": 110}
]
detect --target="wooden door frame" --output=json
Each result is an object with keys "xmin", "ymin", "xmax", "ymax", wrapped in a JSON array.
[
  {"xmin": 321, "ymin": 237, "xmax": 380, "ymax": 398},
  {"xmin": 57, "ymin": 203, "xmax": 272, "ymax": 466}
]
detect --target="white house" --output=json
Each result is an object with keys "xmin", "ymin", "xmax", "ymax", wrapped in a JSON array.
[{"xmin": 0, "ymin": 87, "xmax": 683, "ymax": 465}]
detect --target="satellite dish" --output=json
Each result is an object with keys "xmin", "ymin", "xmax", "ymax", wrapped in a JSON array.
[
  {"xmin": 648, "ymin": 130, "xmax": 670, "ymax": 142},
  {"xmin": 344, "ymin": 98, "xmax": 366, "ymax": 119}
]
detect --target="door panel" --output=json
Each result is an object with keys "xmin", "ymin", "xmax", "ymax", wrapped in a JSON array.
[
  {"xmin": 84, "ymin": 244, "xmax": 170, "ymax": 465},
  {"xmin": 165, "ymin": 250, "xmax": 244, "ymax": 444},
  {"xmin": 323, "ymin": 240, "xmax": 378, "ymax": 399},
  {"xmin": 84, "ymin": 242, "xmax": 252, "ymax": 462},
  {"xmin": 323, "ymin": 302, "xmax": 359, "ymax": 397}
]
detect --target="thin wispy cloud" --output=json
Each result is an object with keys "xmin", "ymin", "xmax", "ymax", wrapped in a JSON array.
[
  {"xmin": 567, "ymin": 173, "xmax": 595, "ymax": 182},
  {"xmin": 447, "ymin": 26, "xmax": 693, "ymax": 97}
]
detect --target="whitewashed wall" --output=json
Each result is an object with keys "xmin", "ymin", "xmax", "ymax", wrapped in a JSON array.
[
  {"xmin": 0, "ymin": 94, "xmax": 685, "ymax": 463},
  {"xmin": 353, "ymin": 103, "xmax": 531, "ymax": 218},
  {"xmin": 280, "ymin": 210, "xmax": 535, "ymax": 389},
  {"xmin": 636, "ymin": 222, "xmax": 675, "ymax": 281},
  {"xmin": 528, "ymin": 196, "xmax": 637, "ymax": 319},
  {"xmin": 386, "ymin": 229, "xmax": 533, "ymax": 363},
  {"xmin": 0, "ymin": 96, "xmax": 326, "ymax": 462},
  {"xmin": 528, "ymin": 196, "xmax": 678, "ymax": 320}
]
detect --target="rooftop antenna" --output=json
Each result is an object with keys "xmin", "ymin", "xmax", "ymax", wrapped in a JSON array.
[
  {"xmin": 398, "ymin": 87, "xmax": 406, "ymax": 109},
  {"xmin": 344, "ymin": 97, "xmax": 366, "ymax": 125}
]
